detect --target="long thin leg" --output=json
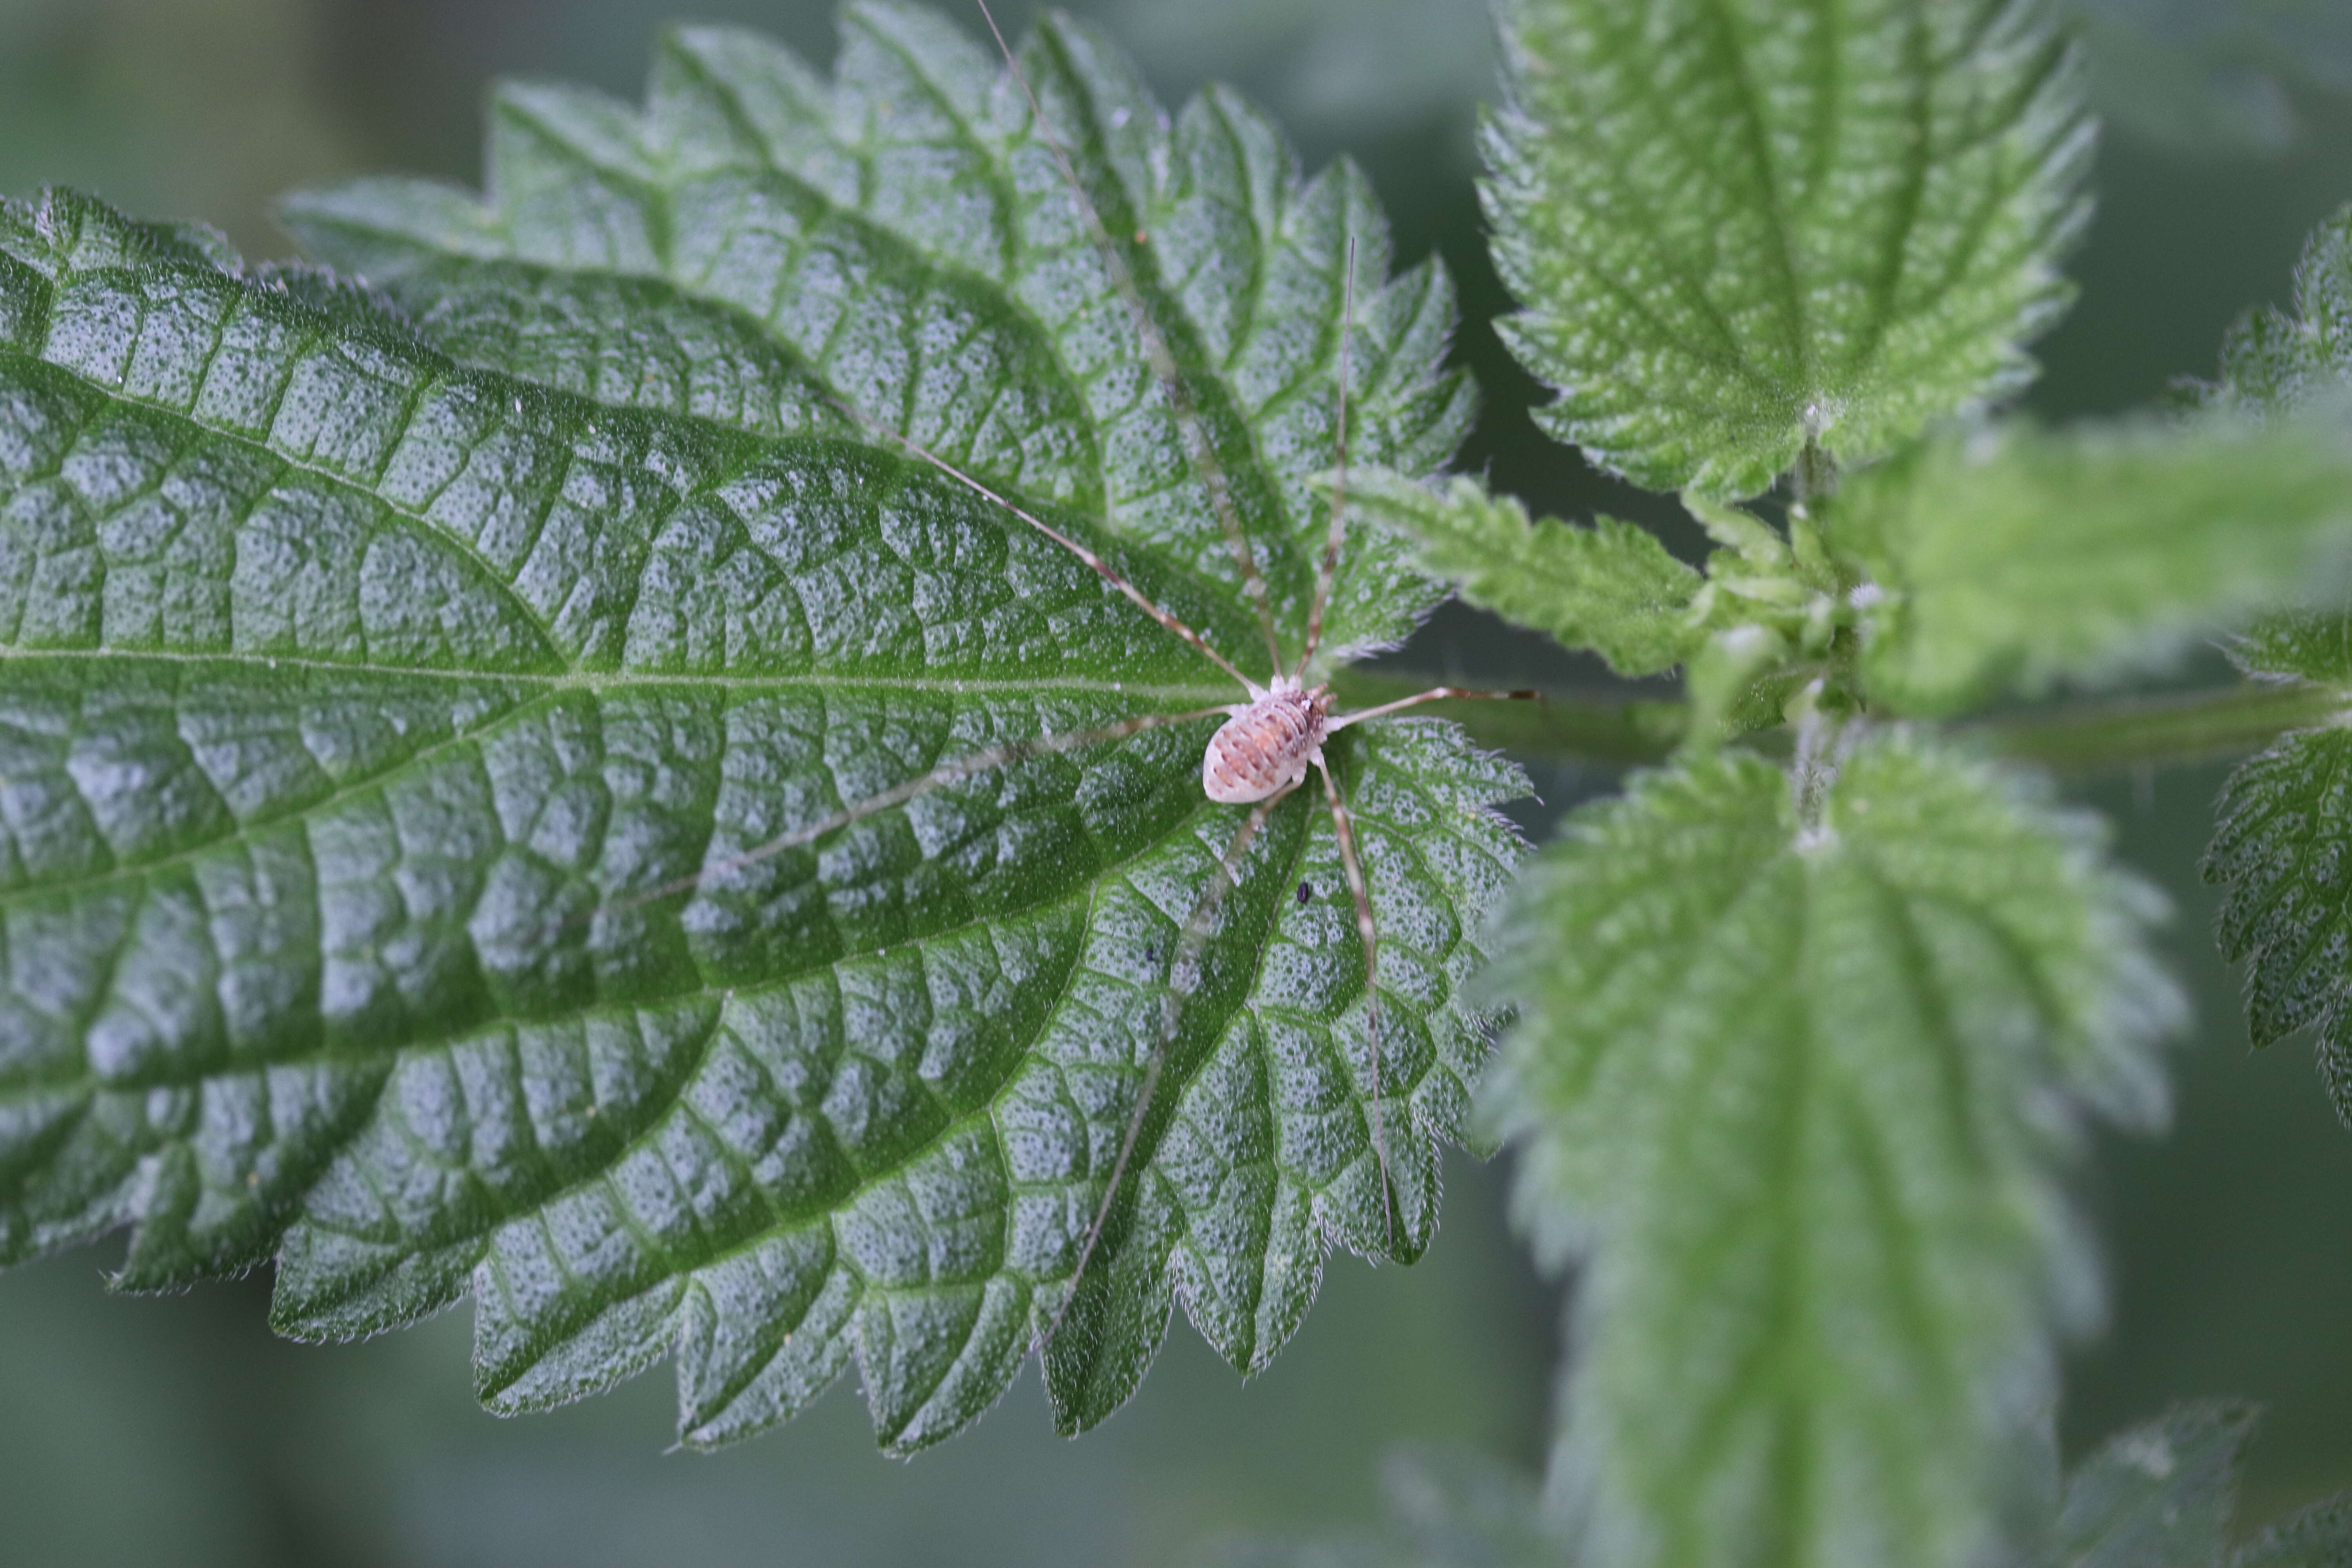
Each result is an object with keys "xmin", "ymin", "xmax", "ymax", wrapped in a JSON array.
[
  {"xmin": 825, "ymin": 392, "xmax": 1258, "ymax": 694},
  {"xmin": 973, "ymin": 0, "xmax": 1287, "ymax": 678},
  {"xmin": 1315, "ymin": 750, "xmax": 1396, "ymax": 1251},
  {"xmin": 1327, "ymin": 685, "xmax": 1542, "ymax": 734},
  {"xmin": 1297, "ymin": 238, "xmax": 1356, "ymax": 680},
  {"xmin": 1037, "ymin": 775, "xmax": 1304, "ymax": 1352},
  {"xmin": 597, "ymin": 704, "xmax": 1232, "ymax": 918}
]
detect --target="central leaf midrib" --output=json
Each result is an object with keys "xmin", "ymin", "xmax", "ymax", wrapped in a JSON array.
[
  {"xmin": 0, "ymin": 661, "xmax": 1231, "ymax": 913},
  {"xmin": 0, "ymin": 645, "xmax": 1233, "ymax": 699}
]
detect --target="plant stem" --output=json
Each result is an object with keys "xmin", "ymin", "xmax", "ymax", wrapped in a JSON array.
[
  {"xmin": 1339, "ymin": 670, "xmax": 2346, "ymax": 777},
  {"xmin": 1330, "ymin": 670, "xmax": 1685, "ymax": 765},
  {"xmin": 1961, "ymin": 681, "xmax": 2345, "ymax": 774}
]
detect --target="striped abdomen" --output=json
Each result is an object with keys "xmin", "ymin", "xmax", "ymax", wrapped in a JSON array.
[{"xmin": 1202, "ymin": 684, "xmax": 1332, "ymax": 803}]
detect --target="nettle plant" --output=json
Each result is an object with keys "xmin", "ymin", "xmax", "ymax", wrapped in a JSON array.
[{"xmin": 13, "ymin": 0, "xmax": 2352, "ymax": 1563}]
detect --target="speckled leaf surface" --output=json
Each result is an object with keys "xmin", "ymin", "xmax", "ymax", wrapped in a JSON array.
[
  {"xmin": 1486, "ymin": 0, "xmax": 2092, "ymax": 499},
  {"xmin": 0, "ymin": 2, "xmax": 1523, "ymax": 1455},
  {"xmin": 2201, "ymin": 205, "xmax": 2352, "ymax": 1129}
]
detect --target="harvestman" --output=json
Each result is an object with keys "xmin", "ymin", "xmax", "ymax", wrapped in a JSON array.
[{"xmin": 612, "ymin": 1, "xmax": 1535, "ymax": 1349}]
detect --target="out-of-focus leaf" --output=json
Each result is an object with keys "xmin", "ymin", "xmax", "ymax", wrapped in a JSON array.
[
  {"xmin": 1832, "ymin": 415, "xmax": 2352, "ymax": 716},
  {"xmin": 1483, "ymin": 734, "xmax": 2180, "ymax": 1568},
  {"xmin": 1485, "ymin": 0, "xmax": 2092, "ymax": 499},
  {"xmin": 1200, "ymin": 1447, "xmax": 1568, "ymax": 1568},
  {"xmin": 2046, "ymin": 1401, "xmax": 2255, "ymax": 1568},
  {"xmin": 2235, "ymin": 1502, "xmax": 2352, "ymax": 1568},
  {"xmin": 2066, "ymin": 0, "xmax": 2352, "ymax": 156}
]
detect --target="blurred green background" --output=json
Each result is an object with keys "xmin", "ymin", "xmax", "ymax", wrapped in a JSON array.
[{"xmin": 8, "ymin": 0, "xmax": 2352, "ymax": 1563}]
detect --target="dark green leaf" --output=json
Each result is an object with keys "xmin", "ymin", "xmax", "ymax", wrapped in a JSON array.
[
  {"xmin": 0, "ymin": 0, "xmax": 1522, "ymax": 1457},
  {"xmin": 1486, "ymin": 0, "xmax": 2091, "ymax": 499},
  {"xmin": 1346, "ymin": 469, "xmax": 1702, "ymax": 676},
  {"xmin": 1482, "ymin": 734, "xmax": 2180, "ymax": 1568},
  {"xmin": 2207, "ymin": 727, "xmax": 2352, "ymax": 1119},
  {"xmin": 2199, "ymin": 206, "xmax": 2352, "ymax": 1128}
]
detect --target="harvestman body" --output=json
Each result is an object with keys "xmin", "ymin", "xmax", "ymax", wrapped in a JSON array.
[
  {"xmin": 618, "ymin": 2, "xmax": 1537, "ymax": 1350},
  {"xmin": 1203, "ymin": 678, "xmax": 1333, "ymax": 803}
]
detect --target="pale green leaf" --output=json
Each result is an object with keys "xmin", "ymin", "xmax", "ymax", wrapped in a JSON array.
[
  {"xmin": 1481, "ymin": 733, "xmax": 2180, "ymax": 1568},
  {"xmin": 1485, "ymin": 0, "xmax": 2092, "ymax": 499},
  {"xmin": 1346, "ymin": 469, "xmax": 1703, "ymax": 676},
  {"xmin": 1831, "ymin": 415, "xmax": 2352, "ymax": 717},
  {"xmin": 0, "ymin": 0, "xmax": 1523, "ymax": 1459}
]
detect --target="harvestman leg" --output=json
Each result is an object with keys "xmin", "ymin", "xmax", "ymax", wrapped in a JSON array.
[
  {"xmin": 1312, "ymin": 751, "xmax": 1400, "ymax": 1248},
  {"xmin": 967, "ymin": 0, "xmax": 1546, "ymax": 1286},
  {"xmin": 972, "ymin": 0, "xmax": 1289, "ymax": 677},
  {"xmin": 1039, "ymin": 775, "xmax": 1307, "ymax": 1353},
  {"xmin": 586, "ymin": 7, "xmax": 1549, "ymax": 1372},
  {"xmin": 1298, "ymin": 240, "xmax": 1359, "ymax": 682}
]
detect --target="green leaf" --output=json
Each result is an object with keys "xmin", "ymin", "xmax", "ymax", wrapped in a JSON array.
[
  {"xmin": 1485, "ymin": 0, "xmax": 2092, "ymax": 499},
  {"xmin": 281, "ymin": 1, "xmax": 1476, "ymax": 671},
  {"xmin": 2045, "ymin": 1401, "xmax": 2254, "ymax": 1568},
  {"xmin": 1346, "ymin": 469, "xmax": 1704, "ymax": 675},
  {"xmin": 2205, "ymin": 723, "xmax": 2352, "ymax": 1120},
  {"xmin": 0, "ymin": 2, "xmax": 1524, "ymax": 1457},
  {"xmin": 1831, "ymin": 414, "xmax": 2352, "ymax": 717},
  {"xmin": 2198, "ymin": 205, "xmax": 2352, "ymax": 1127},
  {"xmin": 2212, "ymin": 204, "xmax": 2352, "ymax": 418},
  {"xmin": 1481, "ymin": 733, "xmax": 2180, "ymax": 1568},
  {"xmin": 1199, "ymin": 1448, "xmax": 1567, "ymax": 1568},
  {"xmin": 2227, "ymin": 610, "xmax": 2352, "ymax": 686}
]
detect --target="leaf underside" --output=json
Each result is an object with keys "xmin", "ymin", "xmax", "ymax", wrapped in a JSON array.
[
  {"xmin": 1482, "ymin": 734, "xmax": 2178, "ymax": 1568},
  {"xmin": 0, "ymin": 0, "xmax": 1525, "ymax": 1454},
  {"xmin": 1486, "ymin": 0, "xmax": 2092, "ymax": 500}
]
